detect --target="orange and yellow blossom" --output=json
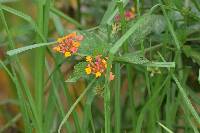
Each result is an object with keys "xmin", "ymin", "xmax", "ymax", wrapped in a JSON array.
[
  {"xmin": 85, "ymin": 55, "xmax": 114, "ymax": 80},
  {"xmin": 53, "ymin": 32, "xmax": 83, "ymax": 57}
]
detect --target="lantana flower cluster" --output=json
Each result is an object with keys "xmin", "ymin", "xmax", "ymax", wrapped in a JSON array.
[
  {"xmin": 85, "ymin": 56, "xmax": 114, "ymax": 80},
  {"xmin": 53, "ymin": 32, "xmax": 83, "ymax": 57}
]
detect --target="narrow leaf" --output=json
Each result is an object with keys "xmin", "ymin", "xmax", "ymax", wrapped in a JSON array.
[{"xmin": 7, "ymin": 41, "xmax": 56, "ymax": 56}]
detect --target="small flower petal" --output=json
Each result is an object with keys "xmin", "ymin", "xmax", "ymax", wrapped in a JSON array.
[
  {"xmin": 86, "ymin": 56, "xmax": 92, "ymax": 62},
  {"xmin": 64, "ymin": 52, "xmax": 71, "ymax": 57},
  {"xmin": 73, "ymin": 41, "xmax": 80, "ymax": 47},
  {"xmin": 70, "ymin": 47, "xmax": 78, "ymax": 53},
  {"xmin": 95, "ymin": 72, "xmax": 101, "ymax": 78},
  {"xmin": 53, "ymin": 46, "xmax": 60, "ymax": 52},
  {"xmin": 85, "ymin": 67, "xmax": 92, "ymax": 74},
  {"xmin": 66, "ymin": 32, "xmax": 76, "ymax": 39},
  {"xmin": 109, "ymin": 72, "xmax": 115, "ymax": 81}
]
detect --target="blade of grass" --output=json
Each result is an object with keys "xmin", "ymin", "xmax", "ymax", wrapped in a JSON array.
[
  {"xmin": 0, "ymin": 4, "xmax": 45, "ymax": 41},
  {"xmin": 158, "ymin": 122, "xmax": 174, "ymax": 133},
  {"xmin": 58, "ymin": 79, "xmax": 96, "ymax": 133},
  {"xmin": 45, "ymin": 60, "xmax": 73, "ymax": 133},
  {"xmin": 114, "ymin": 63, "xmax": 121, "ymax": 133},
  {"xmin": 34, "ymin": 1, "xmax": 51, "ymax": 130},
  {"xmin": 6, "ymin": 41, "xmax": 56, "ymax": 56},
  {"xmin": 135, "ymin": 75, "xmax": 171, "ymax": 133},
  {"xmin": 0, "ymin": 7, "xmax": 43, "ymax": 132},
  {"xmin": 172, "ymin": 75, "xmax": 200, "ymax": 125},
  {"xmin": 0, "ymin": 113, "xmax": 22, "ymax": 132},
  {"xmin": 82, "ymin": 87, "xmax": 95, "ymax": 132},
  {"xmin": 117, "ymin": 1, "xmax": 137, "ymax": 131},
  {"xmin": 0, "ymin": 60, "xmax": 31, "ymax": 132}
]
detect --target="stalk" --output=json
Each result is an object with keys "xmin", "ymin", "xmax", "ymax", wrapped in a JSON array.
[
  {"xmin": 34, "ymin": 0, "xmax": 51, "ymax": 131},
  {"xmin": 117, "ymin": 1, "xmax": 137, "ymax": 131}
]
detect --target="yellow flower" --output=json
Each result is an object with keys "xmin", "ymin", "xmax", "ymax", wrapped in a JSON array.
[
  {"xmin": 95, "ymin": 72, "xmax": 101, "ymax": 78},
  {"xmin": 86, "ymin": 56, "xmax": 92, "ymax": 62},
  {"xmin": 64, "ymin": 52, "xmax": 71, "ymax": 57},
  {"xmin": 85, "ymin": 67, "xmax": 91, "ymax": 74},
  {"xmin": 53, "ymin": 46, "xmax": 60, "ymax": 52}
]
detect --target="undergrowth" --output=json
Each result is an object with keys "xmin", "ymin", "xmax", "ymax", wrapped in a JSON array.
[{"xmin": 0, "ymin": 0, "xmax": 200, "ymax": 133}]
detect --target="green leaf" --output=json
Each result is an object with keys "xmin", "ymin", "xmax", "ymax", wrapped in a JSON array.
[
  {"xmin": 182, "ymin": 45, "xmax": 200, "ymax": 65},
  {"xmin": 7, "ymin": 41, "xmax": 56, "ymax": 56},
  {"xmin": 0, "ymin": 5, "xmax": 33, "ymax": 22},
  {"xmin": 198, "ymin": 69, "xmax": 200, "ymax": 84},
  {"xmin": 115, "ymin": 53, "xmax": 175, "ymax": 68},
  {"xmin": 65, "ymin": 62, "xmax": 87, "ymax": 82},
  {"xmin": 115, "ymin": 53, "xmax": 149, "ymax": 64},
  {"xmin": 145, "ymin": 62, "xmax": 175, "ymax": 68},
  {"xmin": 173, "ymin": 75, "xmax": 200, "ymax": 125}
]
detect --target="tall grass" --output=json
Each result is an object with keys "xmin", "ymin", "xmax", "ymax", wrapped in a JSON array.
[{"xmin": 0, "ymin": 0, "xmax": 200, "ymax": 132}]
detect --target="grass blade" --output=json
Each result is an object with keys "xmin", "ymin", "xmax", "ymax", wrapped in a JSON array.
[
  {"xmin": 58, "ymin": 79, "xmax": 96, "ymax": 133},
  {"xmin": 7, "ymin": 41, "xmax": 56, "ymax": 56},
  {"xmin": 172, "ymin": 75, "xmax": 200, "ymax": 125},
  {"xmin": 158, "ymin": 122, "xmax": 174, "ymax": 133}
]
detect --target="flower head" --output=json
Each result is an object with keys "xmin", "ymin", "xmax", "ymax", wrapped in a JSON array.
[
  {"xmin": 95, "ymin": 72, "xmax": 101, "ymax": 78},
  {"xmin": 86, "ymin": 56, "xmax": 92, "ymax": 62},
  {"xmin": 85, "ymin": 67, "xmax": 92, "ymax": 75},
  {"xmin": 64, "ymin": 52, "xmax": 71, "ymax": 57},
  {"xmin": 85, "ymin": 55, "xmax": 114, "ymax": 80},
  {"xmin": 53, "ymin": 32, "xmax": 83, "ymax": 57}
]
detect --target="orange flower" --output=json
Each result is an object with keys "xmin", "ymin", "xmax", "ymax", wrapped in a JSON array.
[{"xmin": 53, "ymin": 32, "xmax": 83, "ymax": 57}]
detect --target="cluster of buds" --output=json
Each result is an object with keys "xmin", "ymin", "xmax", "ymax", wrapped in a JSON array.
[
  {"xmin": 147, "ymin": 67, "xmax": 161, "ymax": 77},
  {"xmin": 53, "ymin": 32, "xmax": 83, "ymax": 57},
  {"xmin": 85, "ymin": 55, "xmax": 115, "ymax": 80},
  {"xmin": 114, "ymin": 8, "xmax": 135, "ymax": 22}
]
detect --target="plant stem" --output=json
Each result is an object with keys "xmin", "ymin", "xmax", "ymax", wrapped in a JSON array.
[
  {"xmin": 35, "ymin": 0, "xmax": 50, "ymax": 131},
  {"xmin": 114, "ymin": 63, "xmax": 121, "ymax": 133},
  {"xmin": 117, "ymin": 1, "xmax": 137, "ymax": 131}
]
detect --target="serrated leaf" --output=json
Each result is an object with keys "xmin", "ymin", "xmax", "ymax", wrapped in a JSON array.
[
  {"xmin": 65, "ymin": 62, "xmax": 87, "ymax": 82},
  {"xmin": 115, "ymin": 53, "xmax": 149, "ymax": 64},
  {"xmin": 183, "ymin": 45, "xmax": 200, "ymax": 65}
]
